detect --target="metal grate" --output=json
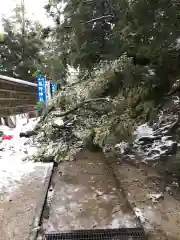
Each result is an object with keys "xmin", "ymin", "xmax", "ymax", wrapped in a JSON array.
[{"xmin": 45, "ymin": 228, "xmax": 147, "ymax": 240}]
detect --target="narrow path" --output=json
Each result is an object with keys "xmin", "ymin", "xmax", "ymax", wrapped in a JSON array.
[
  {"xmin": 42, "ymin": 150, "xmax": 141, "ymax": 235},
  {"xmin": 0, "ymin": 163, "xmax": 52, "ymax": 240},
  {"xmin": 40, "ymin": 150, "xmax": 180, "ymax": 240}
]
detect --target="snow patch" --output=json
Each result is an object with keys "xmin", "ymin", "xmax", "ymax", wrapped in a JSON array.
[
  {"xmin": 134, "ymin": 207, "xmax": 155, "ymax": 230},
  {"xmin": 53, "ymin": 117, "xmax": 64, "ymax": 127},
  {"xmin": 110, "ymin": 211, "xmax": 138, "ymax": 228},
  {"xmin": 172, "ymin": 96, "xmax": 180, "ymax": 105},
  {"xmin": 0, "ymin": 115, "xmax": 41, "ymax": 197},
  {"xmin": 133, "ymin": 123, "xmax": 153, "ymax": 138},
  {"xmin": 148, "ymin": 193, "xmax": 164, "ymax": 203},
  {"xmin": 115, "ymin": 141, "xmax": 129, "ymax": 154},
  {"xmin": 115, "ymin": 120, "xmax": 177, "ymax": 162},
  {"xmin": 148, "ymin": 69, "xmax": 155, "ymax": 76}
]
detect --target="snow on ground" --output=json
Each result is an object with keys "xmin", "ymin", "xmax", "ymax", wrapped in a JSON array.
[
  {"xmin": 133, "ymin": 123, "xmax": 154, "ymax": 138},
  {"xmin": 115, "ymin": 122, "xmax": 177, "ymax": 162},
  {"xmin": 0, "ymin": 115, "xmax": 43, "ymax": 198},
  {"xmin": 133, "ymin": 123, "xmax": 176, "ymax": 161},
  {"xmin": 134, "ymin": 207, "xmax": 155, "ymax": 230}
]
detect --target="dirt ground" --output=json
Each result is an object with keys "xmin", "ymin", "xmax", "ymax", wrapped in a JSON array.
[{"xmin": 108, "ymin": 156, "xmax": 180, "ymax": 240}]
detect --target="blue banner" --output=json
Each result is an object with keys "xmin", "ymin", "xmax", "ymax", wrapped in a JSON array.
[
  {"xmin": 51, "ymin": 83, "xmax": 57, "ymax": 97},
  {"xmin": 37, "ymin": 74, "xmax": 46, "ymax": 102}
]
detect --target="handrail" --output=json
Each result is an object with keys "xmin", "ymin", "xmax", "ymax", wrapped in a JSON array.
[{"xmin": 0, "ymin": 74, "xmax": 37, "ymax": 87}]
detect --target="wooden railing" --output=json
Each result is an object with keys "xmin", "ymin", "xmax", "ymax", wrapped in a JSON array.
[{"xmin": 0, "ymin": 75, "xmax": 37, "ymax": 117}]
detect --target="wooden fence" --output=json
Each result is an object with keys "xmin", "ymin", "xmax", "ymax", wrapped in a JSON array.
[{"xmin": 0, "ymin": 75, "xmax": 37, "ymax": 117}]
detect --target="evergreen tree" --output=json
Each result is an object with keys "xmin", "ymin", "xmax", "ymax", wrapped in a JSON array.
[
  {"xmin": 45, "ymin": 0, "xmax": 121, "ymax": 71},
  {"xmin": 0, "ymin": 2, "xmax": 43, "ymax": 82}
]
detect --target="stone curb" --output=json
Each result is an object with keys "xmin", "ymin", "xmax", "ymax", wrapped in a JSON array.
[{"xmin": 28, "ymin": 163, "xmax": 54, "ymax": 240}]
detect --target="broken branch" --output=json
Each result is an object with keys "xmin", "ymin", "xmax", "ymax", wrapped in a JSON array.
[{"xmin": 54, "ymin": 98, "xmax": 110, "ymax": 117}]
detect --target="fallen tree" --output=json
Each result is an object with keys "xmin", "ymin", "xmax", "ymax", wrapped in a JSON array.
[{"xmin": 22, "ymin": 56, "xmax": 180, "ymax": 166}]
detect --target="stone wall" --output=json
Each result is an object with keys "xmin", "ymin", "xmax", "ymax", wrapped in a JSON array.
[{"xmin": 0, "ymin": 79, "xmax": 37, "ymax": 117}]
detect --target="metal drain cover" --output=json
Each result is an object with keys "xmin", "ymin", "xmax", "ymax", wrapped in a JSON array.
[{"xmin": 45, "ymin": 228, "xmax": 147, "ymax": 240}]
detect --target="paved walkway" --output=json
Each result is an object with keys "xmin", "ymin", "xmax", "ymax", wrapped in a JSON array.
[
  {"xmin": 0, "ymin": 163, "xmax": 53, "ymax": 240},
  {"xmin": 44, "ymin": 150, "xmax": 140, "ymax": 233},
  {"xmin": 0, "ymin": 117, "xmax": 54, "ymax": 240}
]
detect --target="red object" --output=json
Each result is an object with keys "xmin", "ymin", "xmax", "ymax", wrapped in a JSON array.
[{"xmin": 2, "ymin": 135, "xmax": 13, "ymax": 140}]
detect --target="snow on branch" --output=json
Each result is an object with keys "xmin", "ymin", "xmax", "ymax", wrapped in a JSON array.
[{"xmin": 86, "ymin": 15, "xmax": 114, "ymax": 24}]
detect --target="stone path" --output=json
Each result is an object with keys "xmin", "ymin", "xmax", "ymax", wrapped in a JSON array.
[{"xmin": 44, "ymin": 150, "xmax": 140, "ymax": 234}]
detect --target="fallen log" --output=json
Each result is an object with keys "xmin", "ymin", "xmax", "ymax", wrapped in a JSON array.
[{"xmin": 19, "ymin": 130, "xmax": 37, "ymax": 138}]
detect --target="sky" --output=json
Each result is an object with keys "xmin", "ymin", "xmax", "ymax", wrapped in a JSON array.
[{"xmin": 0, "ymin": 0, "xmax": 52, "ymax": 31}]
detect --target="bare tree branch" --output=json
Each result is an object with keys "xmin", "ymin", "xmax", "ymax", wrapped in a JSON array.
[
  {"xmin": 86, "ymin": 15, "xmax": 114, "ymax": 24},
  {"xmin": 61, "ymin": 15, "xmax": 115, "ymax": 28}
]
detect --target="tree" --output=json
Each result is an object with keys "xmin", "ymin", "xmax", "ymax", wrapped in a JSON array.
[
  {"xmin": 0, "ymin": 2, "xmax": 43, "ymax": 82},
  {"xmin": 45, "ymin": 0, "xmax": 180, "ymax": 94},
  {"xmin": 39, "ymin": 29, "xmax": 68, "ymax": 84},
  {"xmin": 116, "ymin": 0, "xmax": 180, "ymax": 96},
  {"xmin": 45, "ymin": 0, "xmax": 122, "ymax": 71}
]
